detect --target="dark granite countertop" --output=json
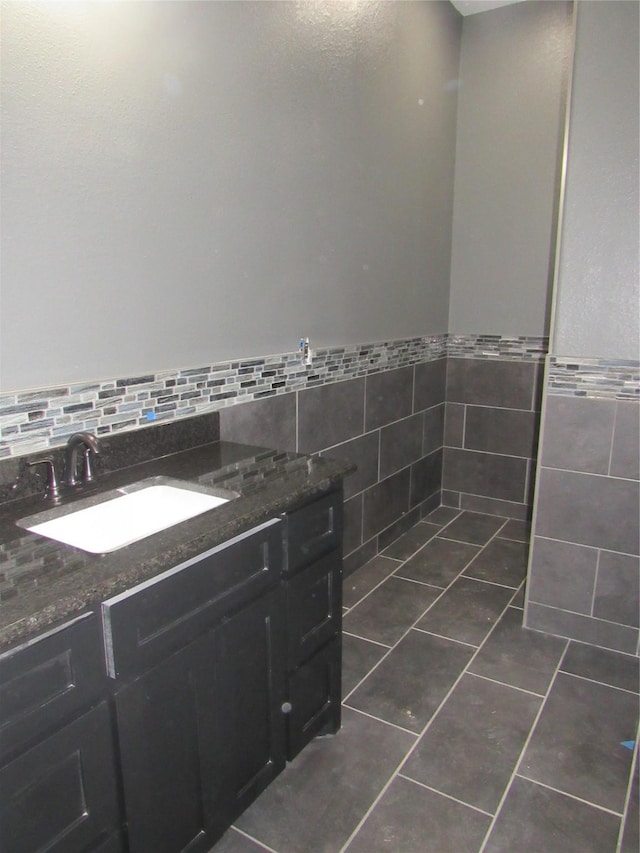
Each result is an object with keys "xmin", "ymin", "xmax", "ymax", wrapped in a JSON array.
[{"xmin": 0, "ymin": 441, "xmax": 354, "ymax": 651}]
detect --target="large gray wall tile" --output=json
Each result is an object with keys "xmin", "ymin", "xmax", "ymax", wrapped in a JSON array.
[
  {"xmin": 423, "ymin": 404, "xmax": 444, "ymax": 455},
  {"xmin": 324, "ymin": 431, "xmax": 379, "ymax": 499},
  {"xmin": 379, "ymin": 413, "xmax": 424, "ymax": 479},
  {"xmin": 298, "ymin": 378, "xmax": 365, "ymax": 453},
  {"xmin": 464, "ymin": 406, "xmax": 538, "ymax": 458},
  {"xmin": 343, "ymin": 494, "xmax": 364, "ymax": 556},
  {"xmin": 610, "ymin": 401, "xmax": 640, "ymax": 480},
  {"xmin": 443, "ymin": 447, "xmax": 528, "ymax": 502},
  {"xmin": 593, "ymin": 551, "xmax": 640, "ymax": 628},
  {"xmin": 365, "ymin": 367, "xmax": 414, "ymax": 431},
  {"xmin": 410, "ymin": 449, "xmax": 443, "ymax": 508},
  {"xmin": 444, "ymin": 402, "xmax": 465, "ymax": 447},
  {"xmin": 525, "ymin": 602, "xmax": 639, "ymax": 654},
  {"xmin": 414, "ymin": 358, "xmax": 446, "ymax": 412},
  {"xmin": 219, "ymin": 391, "xmax": 296, "ymax": 451},
  {"xmin": 541, "ymin": 395, "xmax": 615, "ymax": 474},
  {"xmin": 527, "ymin": 536, "xmax": 598, "ymax": 613},
  {"xmin": 535, "ymin": 467, "xmax": 640, "ymax": 555},
  {"xmin": 362, "ymin": 468, "xmax": 411, "ymax": 541},
  {"xmin": 447, "ymin": 358, "xmax": 537, "ymax": 409}
]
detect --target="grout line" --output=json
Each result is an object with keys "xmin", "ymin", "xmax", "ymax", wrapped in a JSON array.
[
  {"xmin": 341, "ymin": 630, "xmax": 392, "ymax": 649},
  {"xmin": 458, "ymin": 574, "xmax": 523, "ymax": 592},
  {"xmin": 557, "ymin": 668, "xmax": 640, "ymax": 697},
  {"xmin": 616, "ymin": 725, "xmax": 639, "ymax": 852},
  {"xmin": 396, "ymin": 773, "xmax": 494, "ymax": 818},
  {"xmin": 342, "ymin": 704, "xmax": 421, "ymax": 737},
  {"xmin": 590, "ymin": 549, "xmax": 601, "ymax": 617},
  {"xmin": 228, "ymin": 826, "xmax": 281, "ymax": 853},
  {"xmin": 515, "ymin": 772, "xmax": 626, "ymax": 818},
  {"xmin": 477, "ymin": 637, "xmax": 570, "ymax": 852},
  {"xmin": 465, "ymin": 670, "xmax": 547, "ymax": 699}
]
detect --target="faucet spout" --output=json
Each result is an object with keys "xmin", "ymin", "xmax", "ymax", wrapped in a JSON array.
[{"xmin": 64, "ymin": 432, "xmax": 100, "ymax": 487}]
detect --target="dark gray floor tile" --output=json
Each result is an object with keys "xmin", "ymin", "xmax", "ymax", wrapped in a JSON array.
[
  {"xmin": 233, "ymin": 707, "xmax": 415, "ymax": 853},
  {"xmin": 377, "ymin": 506, "xmax": 422, "ymax": 551},
  {"xmin": 211, "ymin": 827, "xmax": 270, "ymax": 852},
  {"xmin": 342, "ymin": 555, "xmax": 398, "ymax": 609},
  {"xmin": 403, "ymin": 673, "xmax": 540, "ymax": 813},
  {"xmin": 342, "ymin": 577, "xmax": 440, "ymax": 646},
  {"xmin": 520, "ymin": 672, "xmax": 638, "ymax": 812},
  {"xmin": 484, "ymin": 776, "xmax": 621, "ymax": 853},
  {"xmin": 496, "ymin": 518, "xmax": 531, "ymax": 543},
  {"xmin": 560, "ymin": 641, "xmax": 640, "ymax": 694},
  {"xmin": 342, "ymin": 634, "xmax": 388, "ymax": 697},
  {"xmin": 439, "ymin": 510, "xmax": 506, "ymax": 546},
  {"xmin": 395, "ymin": 536, "xmax": 480, "ymax": 588},
  {"xmin": 463, "ymin": 538, "xmax": 529, "ymax": 589},
  {"xmin": 621, "ymin": 756, "xmax": 639, "ymax": 853},
  {"xmin": 346, "ymin": 630, "xmax": 474, "ymax": 733},
  {"xmin": 381, "ymin": 522, "xmax": 439, "ymax": 561},
  {"xmin": 415, "ymin": 576, "xmax": 513, "ymax": 646},
  {"xmin": 346, "ymin": 775, "xmax": 490, "ymax": 853},
  {"xmin": 423, "ymin": 505, "xmax": 460, "ymax": 527},
  {"xmin": 469, "ymin": 606, "xmax": 567, "ymax": 695}
]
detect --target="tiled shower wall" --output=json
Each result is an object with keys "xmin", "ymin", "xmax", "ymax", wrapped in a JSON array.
[
  {"xmin": 442, "ymin": 357, "xmax": 544, "ymax": 521},
  {"xmin": 219, "ymin": 360, "xmax": 446, "ymax": 575},
  {"xmin": 525, "ymin": 359, "xmax": 640, "ymax": 655}
]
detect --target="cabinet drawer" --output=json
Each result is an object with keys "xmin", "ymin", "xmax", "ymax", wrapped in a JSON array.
[
  {"xmin": 0, "ymin": 701, "xmax": 121, "ymax": 853},
  {"xmin": 0, "ymin": 613, "xmax": 105, "ymax": 765},
  {"xmin": 286, "ymin": 550, "xmax": 342, "ymax": 669},
  {"xmin": 283, "ymin": 490, "xmax": 343, "ymax": 575},
  {"xmin": 102, "ymin": 518, "xmax": 281, "ymax": 678},
  {"xmin": 287, "ymin": 637, "xmax": 341, "ymax": 760}
]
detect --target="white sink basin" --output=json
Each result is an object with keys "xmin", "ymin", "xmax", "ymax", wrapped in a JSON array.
[{"xmin": 21, "ymin": 483, "xmax": 230, "ymax": 554}]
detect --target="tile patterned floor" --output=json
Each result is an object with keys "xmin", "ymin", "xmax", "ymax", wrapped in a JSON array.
[{"xmin": 212, "ymin": 508, "xmax": 639, "ymax": 853}]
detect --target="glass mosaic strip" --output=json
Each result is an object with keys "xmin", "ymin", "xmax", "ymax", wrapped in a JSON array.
[
  {"xmin": 0, "ymin": 334, "xmax": 549, "ymax": 458},
  {"xmin": 547, "ymin": 356, "xmax": 640, "ymax": 401}
]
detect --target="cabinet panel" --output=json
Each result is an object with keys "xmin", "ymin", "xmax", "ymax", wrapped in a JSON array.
[
  {"xmin": 214, "ymin": 591, "xmax": 287, "ymax": 829},
  {"xmin": 0, "ymin": 613, "xmax": 106, "ymax": 764},
  {"xmin": 115, "ymin": 591, "xmax": 286, "ymax": 853},
  {"xmin": 0, "ymin": 701, "xmax": 121, "ymax": 853},
  {"xmin": 284, "ymin": 491, "xmax": 343, "ymax": 575},
  {"xmin": 287, "ymin": 637, "xmax": 341, "ymax": 760},
  {"xmin": 286, "ymin": 550, "xmax": 342, "ymax": 669},
  {"xmin": 103, "ymin": 519, "xmax": 281, "ymax": 678}
]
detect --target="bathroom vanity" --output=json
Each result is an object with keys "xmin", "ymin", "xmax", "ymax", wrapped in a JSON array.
[{"xmin": 0, "ymin": 442, "xmax": 350, "ymax": 853}]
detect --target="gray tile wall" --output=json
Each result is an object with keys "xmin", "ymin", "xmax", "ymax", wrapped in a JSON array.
[
  {"xmin": 525, "ymin": 395, "xmax": 640, "ymax": 655},
  {"xmin": 220, "ymin": 362, "xmax": 446, "ymax": 574},
  {"xmin": 442, "ymin": 358, "xmax": 544, "ymax": 520}
]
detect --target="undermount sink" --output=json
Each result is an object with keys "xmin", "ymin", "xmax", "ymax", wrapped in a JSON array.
[{"xmin": 18, "ymin": 478, "xmax": 234, "ymax": 554}]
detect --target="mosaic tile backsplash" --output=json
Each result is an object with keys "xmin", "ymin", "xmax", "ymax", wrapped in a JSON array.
[
  {"xmin": 547, "ymin": 356, "xmax": 640, "ymax": 401},
  {"xmin": 0, "ymin": 333, "xmax": 568, "ymax": 460}
]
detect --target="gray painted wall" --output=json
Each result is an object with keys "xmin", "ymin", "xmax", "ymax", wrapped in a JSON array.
[
  {"xmin": 0, "ymin": 0, "xmax": 460, "ymax": 392},
  {"xmin": 448, "ymin": 0, "xmax": 573, "ymax": 337},
  {"xmin": 552, "ymin": 0, "xmax": 639, "ymax": 361}
]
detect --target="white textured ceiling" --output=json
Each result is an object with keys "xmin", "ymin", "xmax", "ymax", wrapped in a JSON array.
[{"xmin": 450, "ymin": 0, "xmax": 528, "ymax": 16}]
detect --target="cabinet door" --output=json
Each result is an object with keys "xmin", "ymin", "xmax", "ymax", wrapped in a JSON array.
[
  {"xmin": 286, "ymin": 550, "xmax": 342, "ymax": 669},
  {"xmin": 287, "ymin": 636, "xmax": 341, "ymax": 760},
  {"xmin": 115, "ymin": 632, "xmax": 219, "ymax": 853},
  {"xmin": 0, "ymin": 701, "xmax": 122, "ymax": 853},
  {"xmin": 115, "ymin": 591, "xmax": 286, "ymax": 853},
  {"xmin": 214, "ymin": 590, "xmax": 287, "ymax": 830}
]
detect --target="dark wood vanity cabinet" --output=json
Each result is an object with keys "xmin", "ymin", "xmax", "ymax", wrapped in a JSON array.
[
  {"xmin": 0, "ymin": 486, "xmax": 344, "ymax": 853},
  {"xmin": 104, "ymin": 519, "xmax": 285, "ymax": 853},
  {"xmin": 0, "ymin": 614, "xmax": 122, "ymax": 853}
]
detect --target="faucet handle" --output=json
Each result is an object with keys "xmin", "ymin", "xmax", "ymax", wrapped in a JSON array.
[
  {"xmin": 27, "ymin": 457, "xmax": 61, "ymax": 501},
  {"xmin": 81, "ymin": 446, "xmax": 96, "ymax": 483}
]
